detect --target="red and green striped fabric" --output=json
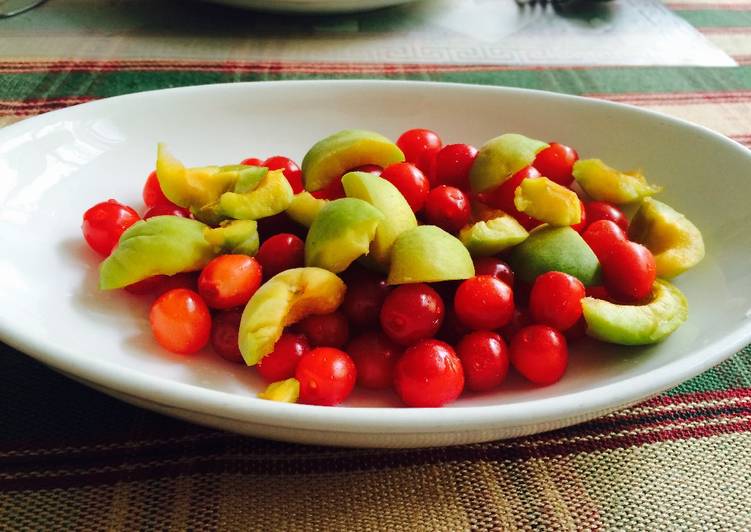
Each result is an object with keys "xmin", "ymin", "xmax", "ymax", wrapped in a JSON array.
[{"xmin": 1, "ymin": 0, "xmax": 750, "ymax": 529}]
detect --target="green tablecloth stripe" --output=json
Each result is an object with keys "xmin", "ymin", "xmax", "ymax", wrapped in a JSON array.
[
  {"xmin": 676, "ymin": 9, "xmax": 751, "ymax": 27},
  {"xmin": 3, "ymin": 67, "xmax": 751, "ymax": 102}
]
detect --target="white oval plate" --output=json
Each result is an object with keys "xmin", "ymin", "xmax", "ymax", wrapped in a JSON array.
[
  {"xmin": 202, "ymin": 0, "xmax": 418, "ymax": 13},
  {"xmin": 1, "ymin": 81, "xmax": 750, "ymax": 448}
]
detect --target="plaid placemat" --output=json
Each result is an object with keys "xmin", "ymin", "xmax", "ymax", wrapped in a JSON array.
[{"xmin": 1, "ymin": 1, "xmax": 751, "ymax": 529}]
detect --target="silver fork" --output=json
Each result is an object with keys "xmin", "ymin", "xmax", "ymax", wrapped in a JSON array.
[{"xmin": 0, "ymin": 0, "xmax": 47, "ymax": 18}]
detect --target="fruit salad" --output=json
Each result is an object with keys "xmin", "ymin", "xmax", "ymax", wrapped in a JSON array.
[{"xmin": 81, "ymin": 128, "xmax": 705, "ymax": 407}]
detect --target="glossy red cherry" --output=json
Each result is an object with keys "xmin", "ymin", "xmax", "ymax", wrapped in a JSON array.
[
  {"xmin": 296, "ymin": 347, "xmax": 356, "ymax": 406},
  {"xmin": 510, "ymin": 325, "xmax": 568, "ymax": 385},
  {"xmin": 396, "ymin": 128, "xmax": 443, "ymax": 179},
  {"xmin": 380, "ymin": 162, "xmax": 430, "ymax": 212},
  {"xmin": 422, "ymin": 186, "xmax": 471, "ymax": 233},
  {"xmin": 601, "ymin": 240, "xmax": 656, "ymax": 303},
  {"xmin": 296, "ymin": 311, "xmax": 350, "ymax": 348},
  {"xmin": 394, "ymin": 339, "xmax": 464, "ymax": 407},
  {"xmin": 342, "ymin": 271, "xmax": 391, "ymax": 328},
  {"xmin": 82, "ymin": 199, "xmax": 140, "ymax": 256},
  {"xmin": 256, "ymin": 233, "xmax": 305, "ymax": 279},
  {"xmin": 454, "ymin": 275, "xmax": 515, "ymax": 330},
  {"xmin": 347, "ymin": 331, "xmax": 401, "ymax": 390},
  {"xmin": 257, "ymin": 332, "xmax": 310, "ymax": 382},
  {"xmin": 211, "ymin": 309, "xmax": 244, "ymax": 363},
  {"xmin": 142, "ymin": 170, "xmax": 169, "ymax": 208},
  {"xmin": 143, "ymin": 203, "xmax": 191, "ymax": 219},
  {"xmin": 434, "ymin": 143, "xmax": 478, "ymax": 190},
  {"xmin": 457, "ymin": 331, "xmax": 509, "ymax": 392},
  {"xmin": 263, "ymin": 155, "xmax": 303, "ymax": 194},
  {"xmin": 380, "ymin": 283, "xmax": 444, "ymax": 346},
  {"xmin": 586, "ymin": 201, "xmax": 629, "ymax": 233},
  {"xmin": 529, "ymin": 272, "xmax": 585, "ymax": 331},
  {"xmin": 582, "ymin": 220, "xmax": 626, "ymax": 261},
  {"xmin": 473, "ymin": 257, "xmax": 514, "ymax": 287},
  {"xmin": 533, "ymin": 142, "xmax": 578, "ymax": 186}
]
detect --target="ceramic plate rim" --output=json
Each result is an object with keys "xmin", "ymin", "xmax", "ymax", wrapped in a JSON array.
[{"xmin": 2, "ymin": 80, "xmax": 750, "ymax": 435}]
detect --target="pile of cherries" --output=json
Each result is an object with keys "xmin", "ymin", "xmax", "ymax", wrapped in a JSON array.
[{"xmin": 81, "ymin": 128, "xmax": 656, "ymax": 408}]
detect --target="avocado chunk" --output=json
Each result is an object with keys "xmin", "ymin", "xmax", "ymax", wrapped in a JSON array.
[
  {"xmin": 302, "ymin": 129, "xmax": 404, "ymax": 192},
  {"xmin": 239, "ymin": 267, "xmax": 346, "ymax": 365},
  {"xmin": 573, "ymin": 159, "xmax": 662, "ymax": 204},
  {"xmin": 99, "ymin": 216, "xmax": 215, "ymax": 290},
  {"xmin": 219, "ymin": 169, "xmax": 294, "ymax": 221},
  {"xmin": 341, "ymin": 170, "xmax": 418, "ymax": 267},
  {"xmin": 459, "ymin": 212, "xmax": 528, "ymax": 257},
  {"xmin": 628, "ymin": 198, "xmax": 705, "ymax": 279},
  {"xmin": 156, "ymin": 144, "xmax": 254, "ymax": 211},
  {"xmin": 582, "ymin": 279, "xmax": 688, "ymax": 345},
  {"xmin": 286, "ymin": 191, "xmax": 328, "ymax": 227},
  {"xmin": 203, "ymin": 220, "xmax": 259, "ymax": 256},
  {"xmin": 257, "ymin": 378, "xmax": 300, "ymax": 403},
  {"xmin": 388, "ymin": 225, "xmax": 475, "ymax": 285},
  {"xmin": 305, "ymin": 198, "xmax": 384, "ymax": 273},
  {"xmin": 513, "ymin": 176, "xmax": 581, "ymax": 226},
  {"xmin": 469, "ymin": 133, "xmax": 548, "ymax": 193},
  {"xmin": 510, "ymin": 226, "xmax": 601, "ymax": 286}
]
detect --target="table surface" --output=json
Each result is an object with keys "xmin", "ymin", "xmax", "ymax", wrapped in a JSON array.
[{"xmin": 2, "ymin": 1, "xmax": 751, "ymax": 530}]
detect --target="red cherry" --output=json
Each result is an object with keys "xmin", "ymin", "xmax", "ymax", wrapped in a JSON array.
[
  {"xmin": 143, "ymin": 202, "xmax": 191, "ymax": 219},
  {"xmin": 142, "ymin": 170, "xmax": 170, "ymax": 208},
  {"xmin": 570, "ymin": 200, "xmax": 587, "ymax": 233},
  {"xmin": 454, "ymin": 275, "xmax": 515, "ymax": 330},
  {"xmin": 586, "ymin": 201, "xmax": 629, "ymax": 233},
  {"xmin": 478, "ymin": 166, "xmax": 542, "ymax": 230},
  {"xmin": 434, "ymin": 143, "xmax": 478, "ymax": 190},
  {"xmin": 510, "ymin": 325, "xmax": 568, "ymax": 385},
  {"xmin": 478, "ymin": 165, "xmax": 540, "ymax": 210},
  {"xmin": 82, "ymin": 199, "xmax": 141, "ymax": 256},
  {"xmin": 211, "ymin": 309, "xmax": 244, "ymax": 363},
  {"xmin": 396, "ymin": 128, "xmax": 443, "ymax": 179},
  {"xmin": 380, "ymin": 162, "xmax": 430, "ymax": 213},
  {"xmin": 240, "ymin": 157, "xmax": 263, "ymax": 166},
  {"xmin": 124, "ymin": 275, "xmax": 168, "ymax": 295},
  {"xmin": 350, "ymin": 164, "xmax": 382, "ymax": 175},
  {"xmin": 380, "ymin": 283, "xmax": 444, "ymax": 346},
  {"xmin": 256, "ymin": 233, "xmax": 305, "ymax": 279},
  {"xmin": 347, "ymin": 331, "xmax": 401, "ymax": 390},
  {"xmin": 582, "ymin": 220, "xmax": 627, "ymax": 261},
  {"xmin": 149, "ymin": 289, "xmax": 211, "ymax": 355},
  {"xmin": 499, "ymin": 308, "xmax": 531, "ymax": 342},
  {"xmin": 311, "ymin": 177, "xmax": 345, "ymax": 200},
  {"xmin": 423, "ymin": 185, "xmax": 471, "ymax": 233},
  {"xmin": 296, "ymin": 311, "xmax": 350, "ymax": 348},
  {"xmin": 457, "ymin": 331, "xmax": 509, "ymax": 392},
  {"xmin": 257, "ymin": 332, "xmax": 310, "ymax": 382},
  {"xmin": 601, "ymin": 241, "xmax": 656, "ymax": 303},
  {"xmin": 263, "ymin": 156, "xmax": 303, "ymax": 194},
  {"xmin": 473, "ymin": 257, "xmax": 514, "ymax": 287},
  {"xmin": 198, "ymin": 255, "xmax": 263, "ymax": 310},
  {"xmin": 393, "ymin": 339, "xmax": 464, "ymax": 407},
  {"xmin": 586, "ymin": 285, "xmax": 612, "ymax": 301},
  {"xmin": 533, "ymin": 142, "xmax": 579, "ymax": 186},
  {"xmin": 529, "ymin": 272, "xmax": 585, "ymax": 331},
  {"xmin": 296, "ymin": 347, "xmax": 356, "ymax": 406},
  {"xmin": 342, "ymin": 271, "xmax": 391, "ymax": 328}
]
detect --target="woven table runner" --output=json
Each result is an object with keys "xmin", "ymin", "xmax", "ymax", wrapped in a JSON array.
[{"xmin": 1, "ymin": 0, "xmax": 750, "ymax": 529}]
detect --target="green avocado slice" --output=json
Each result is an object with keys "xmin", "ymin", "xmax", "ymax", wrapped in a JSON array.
[
  {"xmin": 509, "ymin": 226, "xmax": 601, "ymax": 286},
  {"xmin": 99, "ymin": 216, "xmax": 215, "ymax": 290},
  {"xmin": 304, "ymin": 198, "xmax": 384, "ymax": 273},
  {"xmin": 582, "ymin": 279, "xmax": 688, "ymax": 345}
]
